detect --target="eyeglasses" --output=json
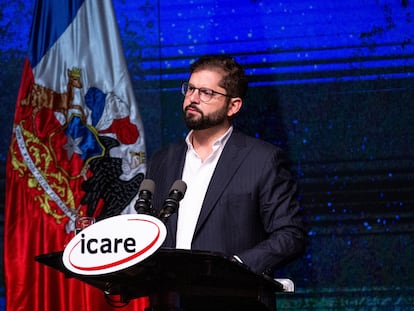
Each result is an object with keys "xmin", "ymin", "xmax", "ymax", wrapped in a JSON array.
[{"xmin": 181, "ymin": 82, "xmax": 232, "ymax": 102}]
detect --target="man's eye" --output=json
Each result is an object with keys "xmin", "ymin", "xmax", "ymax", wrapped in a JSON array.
[
  {"xmin": 200, "ymin": 88, "xmax": 213, "ymax": 96},
  {"xmin": 188, "ymin": 86, "xmax": 196, "ymax": 92}
]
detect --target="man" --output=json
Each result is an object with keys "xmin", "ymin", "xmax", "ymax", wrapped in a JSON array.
[{"xmin": 146, "ymin": 54, "xmax": 305, "ymax": 275}]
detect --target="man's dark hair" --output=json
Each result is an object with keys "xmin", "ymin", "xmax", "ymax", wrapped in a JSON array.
[{"xmin": 190, "ymin": 54, "xmax": 248, "ymax": 99}]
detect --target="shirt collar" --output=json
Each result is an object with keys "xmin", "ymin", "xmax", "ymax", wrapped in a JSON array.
[{"xmin": 185, "ymin": 126, "xmax": 233, "ymax": 151}]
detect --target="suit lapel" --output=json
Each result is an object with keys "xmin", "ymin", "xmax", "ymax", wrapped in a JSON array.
[
  {"xmin": 162, "ymin": 142, "xmax": 187, "ymax": 247},
  {"xmin": 194, "ymin": 132, "xmax": 251, "ymax": 234},
  {"xmin": 164, "ymin": 142, "xmax": 187, "ymax": 185}
]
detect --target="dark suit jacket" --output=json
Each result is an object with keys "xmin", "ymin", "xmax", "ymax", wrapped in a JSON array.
[{"xmin": 146, "ymin": 130, "xmax": 305, "ymax": 274}]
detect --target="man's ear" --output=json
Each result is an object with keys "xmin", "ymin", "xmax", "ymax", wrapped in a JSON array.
[{"xmin": 227, "ymin": 97, "xmax": 242, "ymax": 117}]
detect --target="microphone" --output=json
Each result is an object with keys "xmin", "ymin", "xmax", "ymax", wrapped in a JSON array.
[
  {"xmin": 159, "ymin": 180, "xmax": 187, "ymax": 223},
  {"xmin": 134, "ymin": 179, "xmax": 156, "ymax": 216}
]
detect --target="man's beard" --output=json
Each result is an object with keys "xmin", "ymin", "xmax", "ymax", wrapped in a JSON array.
[{"xmin": 184, "ymin": 103, "xmax": 228, "ymax": 130}]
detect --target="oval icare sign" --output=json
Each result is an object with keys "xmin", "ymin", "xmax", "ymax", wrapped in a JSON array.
[{"xmin": 62, "ymin": 214, "xmax": 166, "ymax": 275}]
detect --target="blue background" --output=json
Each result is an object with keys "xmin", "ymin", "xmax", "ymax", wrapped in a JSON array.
[{"xmin": 1, "ymin": 0, "xmax": 414, "ymax": 309}]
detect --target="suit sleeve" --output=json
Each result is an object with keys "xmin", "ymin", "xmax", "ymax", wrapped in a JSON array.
[{"xmin": 237, "ymin": 147, "xmax": 306, "ymax": 274}]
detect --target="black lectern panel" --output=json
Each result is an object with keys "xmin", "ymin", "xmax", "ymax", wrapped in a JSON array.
[{"xmin": 36, "ymin": 248, "xmax": 283, "ymax": 311}]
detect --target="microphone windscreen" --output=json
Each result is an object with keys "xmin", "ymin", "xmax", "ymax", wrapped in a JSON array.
[
  {"xmin": 170, "ymin": 180, "xmax": 187, "ymax": 194},
  {"xmin": 139, "ymin": 179, "xmax": 156, "ymax": 193}
]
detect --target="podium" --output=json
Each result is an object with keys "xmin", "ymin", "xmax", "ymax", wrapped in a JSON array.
[{"xmin": 36, "ymin": 248, "xmax": 284, "ymax": 311}]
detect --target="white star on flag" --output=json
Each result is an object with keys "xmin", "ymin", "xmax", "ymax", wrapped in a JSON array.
[{"xmin": 62, "ymin": 135, "xmax": 83, "ymax": 160}]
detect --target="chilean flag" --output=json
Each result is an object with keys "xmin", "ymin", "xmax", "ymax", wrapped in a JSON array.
[{"xmin": 5, "ymin": 0, "xmax": 148, "ymax": 310}]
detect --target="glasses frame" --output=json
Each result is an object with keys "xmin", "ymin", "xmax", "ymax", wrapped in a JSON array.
[{"xmin": 181, "ymin": 82, "xmax": 233, "ymax": 102}]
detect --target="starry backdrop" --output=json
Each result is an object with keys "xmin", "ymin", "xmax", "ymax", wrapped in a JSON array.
[{"xmin": 1, "ymin": 0, "xmax": 413, "ymax": 309}]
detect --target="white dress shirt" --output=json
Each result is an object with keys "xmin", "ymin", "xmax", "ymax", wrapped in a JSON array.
[{"xmin": 175, "ymin": 127, "xmax": 233, "ymax": 249}]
